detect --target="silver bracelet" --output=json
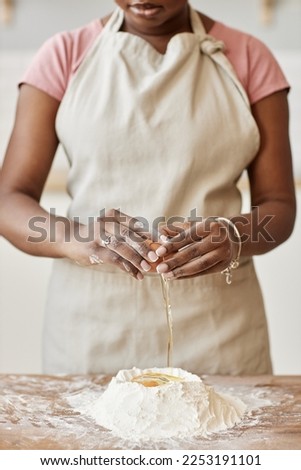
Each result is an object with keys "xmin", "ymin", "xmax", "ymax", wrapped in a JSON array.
[{"xmin": 215, "ymin": 217, "xmax": 242, "ymax": 285}]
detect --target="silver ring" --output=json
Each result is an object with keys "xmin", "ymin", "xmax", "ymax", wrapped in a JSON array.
[
  {"xmin": 89, "ymin": 254, "xmax": 103, "ymax": 265},
  {"xmin": 102, "ymin": 235, "xmax": 112, "ymax": 247}
]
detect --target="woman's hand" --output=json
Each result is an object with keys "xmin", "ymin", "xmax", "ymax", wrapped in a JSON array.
[
  {"xmin": 62, "ymin": 209, "xmax": 161, "ymax": 280},
  {"xmin": 155, "ymin": 218, "xmax": 240, "ymax": 280}
]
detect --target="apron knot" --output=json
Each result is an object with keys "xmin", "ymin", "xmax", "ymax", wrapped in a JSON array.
[{"xmin": 200, "ymin": 35, "xmax": 224, "ymax": 56}]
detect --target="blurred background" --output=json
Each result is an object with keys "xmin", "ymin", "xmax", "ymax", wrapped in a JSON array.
[{"xmin": 0, "ymin": 0, "xmax": 300, "ymax": 374}]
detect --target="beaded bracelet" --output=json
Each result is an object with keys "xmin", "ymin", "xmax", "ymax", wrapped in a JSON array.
[{"xmin": 215, "ymin": 217, "xmax": 242, "ymax": 285}]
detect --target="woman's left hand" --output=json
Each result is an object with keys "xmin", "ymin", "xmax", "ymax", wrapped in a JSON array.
[{"xmin": 155, "ymin": 218, "xmax": 239, "ymax": 279}]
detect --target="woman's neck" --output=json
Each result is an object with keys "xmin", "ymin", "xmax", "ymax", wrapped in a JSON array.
[
  {"xmin": 101, "ymin": 10, "xmax": 215, "ymax": 54},
  {"xmin": 122, "ymin": 4, "xmax": 191, "ymax": 39}
]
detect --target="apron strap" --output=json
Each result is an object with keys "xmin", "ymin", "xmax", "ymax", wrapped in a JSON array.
[
  {"xmin": 103, "ymin": 7, "xmax": 125, "ymax": 33},
  {"xmin": 190, "ymin": 6, "xmax": 251, "ymax": 108},
  {"xmin": 103, "ymin": 6, "xmax": 251, "ymax": 108}
]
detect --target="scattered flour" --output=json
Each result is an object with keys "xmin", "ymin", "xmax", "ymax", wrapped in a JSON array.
[{"xmin": 87, "ymin": 367, "xmax": 246, "ymax": 441}]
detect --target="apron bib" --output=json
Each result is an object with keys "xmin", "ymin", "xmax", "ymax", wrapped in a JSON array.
[{"xmin": 45, "ymin": 6, "xmax": 272, "ymax": 375}]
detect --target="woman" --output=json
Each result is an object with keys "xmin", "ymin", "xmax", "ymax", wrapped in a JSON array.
[{"xmin": 0, "ymin": 1, "xmax": 296, "ymax": 375}]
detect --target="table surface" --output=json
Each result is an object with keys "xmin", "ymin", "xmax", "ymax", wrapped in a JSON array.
[{"xmin": 0, "ymin": 374, "xmax": 300, "ymax": 450}]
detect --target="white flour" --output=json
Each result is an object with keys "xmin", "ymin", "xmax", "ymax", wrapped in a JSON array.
[{"xmin": 87, "ymin": 367, "xmax": 246, "ymax": 441}]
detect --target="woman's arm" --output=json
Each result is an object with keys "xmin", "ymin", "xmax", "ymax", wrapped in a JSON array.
[
  {"xmin": 0, "ymin": 85, "xmax": 62, "ymax": 257},
  {"xmin": 238, "ymin": 89, "xmax": 296, "ymax": 255},
  {"xmin": 156, "ymin": 90, "xmax": 296, "ymax": 279},
  {"xmin": 0, "ymin": 85, "xmax": 160, "ymax": 278}
]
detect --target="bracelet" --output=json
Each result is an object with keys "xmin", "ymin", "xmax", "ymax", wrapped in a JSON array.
[{"xmin": 214, "ymin": 217, "xmax": 242, "ymax": 285}]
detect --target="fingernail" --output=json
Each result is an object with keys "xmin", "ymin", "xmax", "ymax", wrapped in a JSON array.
[
  {"xmin": 141, "ymin": 260, "xmax": 151, "ymax": 272},
  {"xmin": 137, "ymin": 272, "xmax": 144, "ymax": 281},
  {"xmin": 148, "ymin": 251, "xmax": 159, "ymax": 262},
  {"xmin": 156, "ymin": 246, "xmax": 167, "ymax": 257},
  {"xmin": 160, "ymin": 234, "xmax": 169, "ymax": 242},
  {"xmin": 156, "ymin": 263, "xmax": 169, "ymax": 274}
]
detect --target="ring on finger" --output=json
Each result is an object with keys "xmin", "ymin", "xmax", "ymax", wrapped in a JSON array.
[{"xmin": 101, "ymin": 235, "xmax": 112, "ymax": 247}]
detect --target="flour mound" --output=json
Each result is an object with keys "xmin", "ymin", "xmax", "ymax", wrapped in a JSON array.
[{"xmin": 89, "ymin": 367, "xmax": 246, "ymax": 440}]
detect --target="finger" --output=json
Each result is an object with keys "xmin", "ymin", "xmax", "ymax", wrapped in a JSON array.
[
  {"xmin": 156, "ymin": 220, "xmax": 228, "ymax": 258},
  {"xmin": 99, "ymin": 233, "xmax": 147, "ymax": 271},
  {"xmin": 106, "ymin": 225, "xmax": 159, "ymax": 265},
  {"xmin": 174, "ymin": 260, "xmax": 226, "ymax": 280},
  {"xmin": 95, "ymin": 245, "xmax": 144, "ymax": 280},
  {"xmin": 100, "ymin": 209, "xmax": 161, "ymax": 245},
  {"xmin": 155, "ymin": 224, "xmax": 203, "ymax": 257},
  {"xmin": 159, "ymin": 222, "xmax": 188, "ymax": 239},
  {"xmin": 100, "ymin": 210, "xmax": 159, "ymax": 263},
  {"xmin": 161, "ymin": 252, "xmax": 223, "ymax": 280},
  {"xmin": 108, "ymin": 252, "xmax": 144, "ymax": 280},
  {"xmin": 156, "ymin": 230, "xmax": 222, "ymax": 273},
  {"xmin": 117, "ymin": 209, "xmax": 162, "ymax": 244},
  {"xmin": 156, "ymin": 240, "xmax": 207, "ymax": 273},
  {"xmin": 156, "ymin": 226, "xmax": 233, "ymax": 277},
  {"xmin": 120, "ymin": 259, "xmax": 144, "ymax": 280}
]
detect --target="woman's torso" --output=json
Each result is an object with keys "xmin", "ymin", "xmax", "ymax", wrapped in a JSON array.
[{"xmin": 42, "ymin": 7, "xmax": 272, "ymax": 376}]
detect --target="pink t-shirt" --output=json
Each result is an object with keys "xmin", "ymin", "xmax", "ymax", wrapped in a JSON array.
[{"xmin": 20, "ymin": 17, "xmax": 289, "ymax": 105}]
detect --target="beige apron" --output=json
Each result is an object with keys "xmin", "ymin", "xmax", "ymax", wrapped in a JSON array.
[{"xmin": 46, "ymin": 6, "xmax": 272, "ymax": 375}]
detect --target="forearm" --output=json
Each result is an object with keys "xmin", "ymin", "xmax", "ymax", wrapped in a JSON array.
[
  {"xmin": 0, "ymin": 195, "xmax": 161, "ymax": 280},
  {"xmin": 0, "ymin": 191, "xmax": 69, "ymax": 258},
  {"xmin": 231, "ymin": 199, "xmax": 296, "ymax": 257}
]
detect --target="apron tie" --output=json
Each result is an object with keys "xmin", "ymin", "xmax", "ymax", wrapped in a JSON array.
[{"xmin": 199, "ymin": 35, "xmax": 224, "ymax": 56}]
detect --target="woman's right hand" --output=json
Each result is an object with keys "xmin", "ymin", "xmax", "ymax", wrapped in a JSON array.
[{"xmin": 61, "ymin": 209, "xmax": 161, "ymax": 280}]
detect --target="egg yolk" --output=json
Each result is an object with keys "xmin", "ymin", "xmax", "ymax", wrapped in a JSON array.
[{"xmin": 131, "ymin": 372, "xmax": 183, "ymax": 387}]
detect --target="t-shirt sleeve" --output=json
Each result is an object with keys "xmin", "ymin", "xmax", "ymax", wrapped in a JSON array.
[
  {"xmin": 246, "ymin": 35, "xmax": 290, "ymax": 104},
  {"xmin": 19, "ymin": 32, "xmax": 73, "ymax": 101},
  {"xmin": 211, "ymin": 22, "xmax": 290, "ymax": 105}
]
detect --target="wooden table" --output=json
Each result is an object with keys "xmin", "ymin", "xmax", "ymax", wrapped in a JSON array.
[{"xmin": 0, "ymin": 374, "xmax": 300, "ymax": 450}]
